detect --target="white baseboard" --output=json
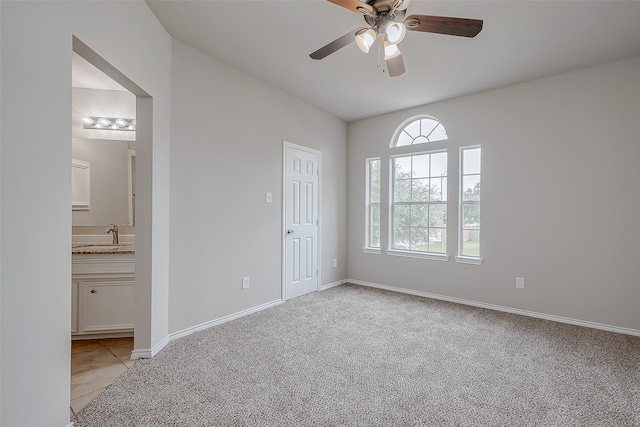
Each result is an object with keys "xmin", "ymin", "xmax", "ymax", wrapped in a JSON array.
[
  {"xmin": 169, "ymin": 299, "xmax": 284, "ymax": 341},
  {"xmin": 131, "ymin": 299, "xmax": 285, "ymax": 359},
  {"xmin": 130, "ymin": 334, "xmax": 170, "ymax": 360},
  {"xmin": 347, "ymin": 279, "xmax": 640, "ymax": 337},
  {"xmin": 320, "ymin": 280, "xmax": 345, "ymax": 291}
]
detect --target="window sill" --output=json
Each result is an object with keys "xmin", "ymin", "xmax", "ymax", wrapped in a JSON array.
[
  {"xmin": 455, "ymin": 256, "xmax": 483, "ymax": 265},
  {"xmin": 386, "ymin": 249, "xmax": 449, "ymax": 262},
  {"xmin": 363, "ymin": 247, "xmax": 382, "ymax": 255}
]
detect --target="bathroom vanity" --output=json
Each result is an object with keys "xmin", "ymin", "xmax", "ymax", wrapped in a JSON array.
[{"xmin": 71, "ymin": 242, "xmax": 135, "ymax": 338}]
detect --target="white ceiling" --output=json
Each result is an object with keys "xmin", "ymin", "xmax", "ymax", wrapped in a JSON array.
[{"xmin": 82, "ymin": 1, "xmax": 640, "ymax": 123}]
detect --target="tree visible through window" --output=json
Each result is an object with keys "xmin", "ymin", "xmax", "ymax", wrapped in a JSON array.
[
  {"xmin": 460, "ymin": 147, "xmax": 481, "ymax": 257},
  {"xmin": 391, "ymin": 152, "xmax": 447, "ymax": 253},
  {"xmin": 366, "ymin": 158, "xmax": 381, "ymax": 249}
]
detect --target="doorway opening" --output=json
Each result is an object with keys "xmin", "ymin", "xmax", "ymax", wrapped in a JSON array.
[{"xmin": 70, "ymin": 36, "xmax": 152, "ymax": 415}]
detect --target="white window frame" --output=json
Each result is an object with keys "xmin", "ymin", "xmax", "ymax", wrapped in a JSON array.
[
  {"xmin": 456, "ymin": 145, "xmax": 483, "ymax": 265},
  {"xmin": 364, "ymin": 157, "xmax": 381, "ymax": 254},
  {"xmin": 387, "ymin": 149, "xmax": 449, "ymax": 262}
]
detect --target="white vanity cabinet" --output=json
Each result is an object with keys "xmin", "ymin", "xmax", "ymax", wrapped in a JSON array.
[{"xmin": 71, "ymin": 252, "xmax": 134, "ymax": 338}]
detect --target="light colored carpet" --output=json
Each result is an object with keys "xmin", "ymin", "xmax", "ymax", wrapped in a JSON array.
[{"xmin": 73, "ymin": 284, "xmax": 640, "ymax": 426}]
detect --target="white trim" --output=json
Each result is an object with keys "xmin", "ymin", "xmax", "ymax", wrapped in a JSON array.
[
  {"xmin": 282, "ymin": 141, "xmax": 322, "ymax": 301},
  {"xmin": 131, "ymin": 298, "xmax": 285, "ymax": 359},
  {"xmin": 386, "ymin": 249, "xmax": 449, "ymax": 262},
  {"xmin": 320, "ymin": 280, "xmax": 345, "ymax": 291},
  {"xmin": 127, "ymin": 149, "xmax": 136, "ymax": 226},
  {"xmin": 455, "ymin": 256, "xmax": 483, "ymax": 265},
  {"xmin": 347, "ymin": 279, "xmax": 640, "ymax": 337},
  {"xmin": 66, "ymin": 422, "xmax": 75, "ymax": 427},
  {"xmin": 130, "ymin": 335, "xmax": 170, "ymax": 360},
  {"xmin": 169, "ymin": 299, "xmax": 284, "ymax": 341},
  {"xmin": 363, "ymin": 248, "xmax": 382, "ymax": 255}
]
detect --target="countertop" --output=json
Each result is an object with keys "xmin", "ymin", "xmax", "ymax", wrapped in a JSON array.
[{"xmin": 72, "ymin": 242, "xmax": 135, "ymax": 254}]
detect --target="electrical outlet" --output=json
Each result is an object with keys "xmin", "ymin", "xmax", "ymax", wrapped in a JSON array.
[
  {"xmin": 516, "ymin": 277, "xmax": 525, "ymax": 289},
  {"xmin": 333, "ymin": 259, "xmax": 337, "ymax": 268},
  {"xmin": 242, "ymin": 276, "xmax": 250, "ymax": 289}
]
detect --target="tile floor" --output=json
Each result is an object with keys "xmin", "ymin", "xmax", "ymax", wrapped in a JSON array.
[{"xmin": 70, "ymin": 337, "xmax": 136, "ymax": 419}]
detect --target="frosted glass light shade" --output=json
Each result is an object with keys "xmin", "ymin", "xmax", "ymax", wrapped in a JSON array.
[
  {"xmin": 384, "ymin": 42, "xmax": 401, "ymax": 60},
  {"xmin": 356, "ymin": 28, "xmax": 377, "ymax": 53},
  {"xmin": 386, "ymin": 22, "xmax": 406, "ymax": 44}
]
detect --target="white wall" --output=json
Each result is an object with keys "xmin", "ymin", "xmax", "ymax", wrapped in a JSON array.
[
  {"xmin": 168, "ymin": 40, "xmax": 348, "ymax": 334},
  {"xmin": 348, "ymin": 55, "xmax": 640, "ymax": 333},
  {"xmin": 0, "ymin": 1, "xmax": 171, "ymax": 424}
]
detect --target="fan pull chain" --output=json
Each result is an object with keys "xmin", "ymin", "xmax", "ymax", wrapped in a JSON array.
[{"xmin": 376, "ymin": 35, "xmax": 383, "ymax": 69}]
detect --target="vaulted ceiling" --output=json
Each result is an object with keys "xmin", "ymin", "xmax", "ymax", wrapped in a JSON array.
[{"xmin": 137, "ymin": 1, "xmax": 639, "ymax": 122}]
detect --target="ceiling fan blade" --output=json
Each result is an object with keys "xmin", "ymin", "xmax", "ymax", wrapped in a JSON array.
[
  {"xmin": 327, "ymin": 0, "xmax": 376, "ymax": 16},
  {"xmin": 389, "ymin": 0, "xmax": 412, "ymax": 11},
  {"xmin": 405, "ymin": 14, "xmax": 483, "ymax": 38},
  {"xmin": 309, "ymin": 28, "xmax": 364, "ymax": 60},
  {"xmin": 386, "ymin": 53, "xmax": 406, "ymax": 77}
]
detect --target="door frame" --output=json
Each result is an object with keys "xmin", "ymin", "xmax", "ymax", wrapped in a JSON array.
[{"xmin": 282, "ymin": 141, "xmax": 322, "ymax": 301}]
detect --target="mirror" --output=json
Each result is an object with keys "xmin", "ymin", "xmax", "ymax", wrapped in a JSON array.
[{"xmin": 72, "ymin": 52, "xmax": 136, "ymax": 227}]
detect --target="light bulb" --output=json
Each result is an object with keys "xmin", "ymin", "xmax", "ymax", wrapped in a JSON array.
[
  {"xmin": 356, "ymin": 28, "xmax": 377, "ymax": 54},
  {"xmin": 115, "ymin": 118, "xmax": 128, "ymax": 128},
  {"xmin": 98, "ymin": 117, "xmax": 111, "ymax": 127},
  {"xmin": 82, "ymin": 116, "xmax": 95, "ymax": 125},
  {"xmin": 386, "ymin": 22, "xmax": 406, "ymax": 45},
  {"xmin": 384, "ymin": 42, "xmax": 401, "ymax": 60}
]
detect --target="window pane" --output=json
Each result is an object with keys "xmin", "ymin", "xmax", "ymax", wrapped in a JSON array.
[
  {"xmin": 394, "ymin": 157, "xmax": 411, "ymax": 178},
  {"xmin": 394, "ymin": 204, "xmax": 411, "ymax": 227},
  {"xmin": 371, "ymin": 203, "xmax": 380, "ymax": 225},
  {"xmin": 421, "ymin": 118, "xmax": 438, "ymax": 136},
  {"xmin": 411, "ymin": 227, "xmax": 428, "ymax": 251},
  {"xmin": 462, "ymin": 204, "xmax": 480, "ymax": 227},
  {"xmin": 429, "ymin": 123, "xmax": 448, "ymax": 142},
  {"xmin": 371, "ymin": 179, "xmax": 380, "ymax": 202},
  {"xmin": 404, "ymin": 120, "xmax": 421, "ymax": 139},
  {"xmin": 393, "ymin": 227, "xmax": 411, "ymax": 249},
  {"xmin": 394, "ymin": 179, "xmax": 411, "ymax": 202},
  {"xmin": 371, "ymin": 226, "xmax": 380, "ymax": 248},
  {"xmin": 397, "ymin": 132, "xmax": 412, "ymax": 147},
  {"xmin": 462, "ymin": 176, "xmax": 481, "ymax": 201},
  {"xmin": 411, "ymin": 204, "xmax": 428, "ymax": 227},
  {"xmin": 429, "ymin": 204, "xmax": 447, "ymax": 228},
  {"xmin": 463, "ymin": 148, "xmax": 481, "ymax": 174},
  {"xmin": 462, "ymin": 230, "xmax": 480, "ymax": 256},
  {"xmin": 412, "ymin": 179, "xmax": 429, "ymax": 202},
  {"xmin": 430, "ymin": 152, "xmax": 447, "ymax": 177},
  {"xmin": 428, "ymin": 228, "xmax": 446, "ymax": 253},
  {"xmin": 430, "ymin": 177, "xmax": 447, "ymax": 201},
  {"xmin": 412, "ymin": 154, "xmax": 429, "ymax": 178}
]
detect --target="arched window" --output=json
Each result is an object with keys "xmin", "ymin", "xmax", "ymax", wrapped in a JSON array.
[
  {"xmin": 388, "ymin": 116, "xmax": 449, "ymax": 258},
  {"xmin": 391, "ymin": 116, "xmax": 447, "ymax": 148}
]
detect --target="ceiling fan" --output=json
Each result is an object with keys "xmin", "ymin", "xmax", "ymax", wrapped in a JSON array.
[{"xmin": 309, "ymin": 0, "xmax": 483, "ymax": 77}]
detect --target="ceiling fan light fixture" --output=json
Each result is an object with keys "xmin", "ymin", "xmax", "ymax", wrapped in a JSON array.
[
  {"xmin": 355, "ymin": 28, "xmax": 377, "ymax": 53},
  {"xmin": 384, "ymin": 41, "xmax": 401, "ymax": 60},
  {"xmin": 386, "ymin": 21, "xmax": 406, "ymax": 44}
]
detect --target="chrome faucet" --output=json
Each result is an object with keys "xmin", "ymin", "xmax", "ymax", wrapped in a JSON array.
[{"xmin": 106, "ymin": 224, "xmax": 119, "ymax": 245}]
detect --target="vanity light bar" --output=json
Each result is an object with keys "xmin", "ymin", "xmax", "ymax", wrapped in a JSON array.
[{"xmin": 82, "ymin": 116, "xmax": 136, "ymax": 131}]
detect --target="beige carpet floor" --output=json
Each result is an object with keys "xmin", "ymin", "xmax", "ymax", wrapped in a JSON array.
[{"xmin": 73, "ymin": 283, "xmax": 640, "ymax": 426}]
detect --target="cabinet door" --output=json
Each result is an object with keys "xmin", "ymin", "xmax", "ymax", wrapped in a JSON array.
[
  {"xmin": 80, "ymin": 280, "xmax": 134, "ymax": 333},
  {"xmin": 71, "ymin": 282, "xmax": 79, "ymax": 333}
]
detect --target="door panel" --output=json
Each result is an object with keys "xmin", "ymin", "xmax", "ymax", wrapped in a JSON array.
[{"xmin": 285, "ymin": 145, "xmax": 319, "ymax": 300}]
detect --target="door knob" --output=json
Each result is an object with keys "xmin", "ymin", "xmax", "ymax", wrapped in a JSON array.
[{"xmin": 287, "ymin": 229, "xmax": 295, "ymax": 235}]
